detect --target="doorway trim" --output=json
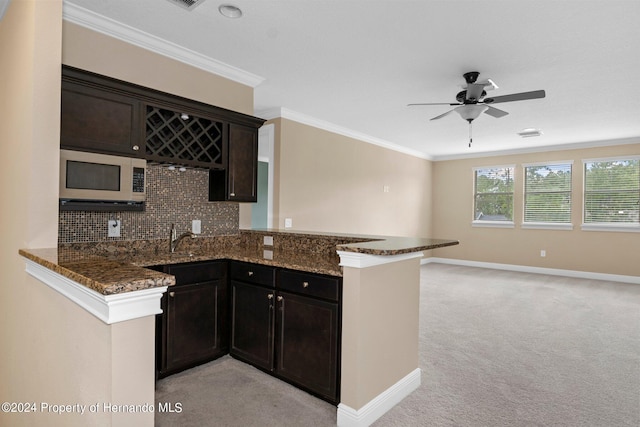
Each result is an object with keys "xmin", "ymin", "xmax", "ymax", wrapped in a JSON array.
[{"xmin": 258, "ymin": 123, "xmax": 275, "ymax": 228}]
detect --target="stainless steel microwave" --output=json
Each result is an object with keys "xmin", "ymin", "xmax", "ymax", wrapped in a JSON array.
[{"xmin": 59, "ymin": 149, "xmax": 146, "ymax": 211}]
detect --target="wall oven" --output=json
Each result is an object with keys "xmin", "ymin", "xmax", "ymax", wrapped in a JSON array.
[{"xmin": 59, "ymin": 149, "xmax": 146, "ymax": 211}]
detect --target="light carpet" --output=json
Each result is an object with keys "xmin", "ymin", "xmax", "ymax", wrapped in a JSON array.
[{"xmin": 156, "ymin": 263, "xmax": 640, "ymax": 426}]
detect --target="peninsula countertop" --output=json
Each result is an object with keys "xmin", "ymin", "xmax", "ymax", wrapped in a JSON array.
[{"xmin": 19, "ymin": 230, "xmax": 459, "ymax": 296}]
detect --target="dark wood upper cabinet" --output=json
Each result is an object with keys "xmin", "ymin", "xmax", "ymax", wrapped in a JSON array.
[
  {"xmin": 60, "ymin": 65, "xmax": 264, "ymax": 173},
  {"xmin": 209, "ymin": 123, "xmax": 258, "ymax": 202},
  {"xmin": 61, "ymin": 78, "xmax": 142, "ymax": 157}
]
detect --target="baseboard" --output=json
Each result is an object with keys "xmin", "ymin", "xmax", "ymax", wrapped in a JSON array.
[
  {"xmin": 422, "ymin": 257, "xmax": 640, "ymax": 285},
  {"xmin": 337, "ymin": 368, "xmax": 421, "ymax": 427}
]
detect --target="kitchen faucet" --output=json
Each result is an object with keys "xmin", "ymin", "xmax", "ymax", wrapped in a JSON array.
[{"xmin": 170, "ymin": 223, "xmax": 195, "ymax": 253}]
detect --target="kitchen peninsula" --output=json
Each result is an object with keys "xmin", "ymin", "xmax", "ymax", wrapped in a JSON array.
[{"xmin": 20, "ymin": 229, "xmax": 458, "ymax": 427}]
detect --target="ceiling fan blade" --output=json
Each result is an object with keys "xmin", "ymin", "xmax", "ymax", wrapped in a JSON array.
[
  {"xmin": 483, "ymin": 90, "xmax": 546, "ymax": 104},
  {"xmin": 483, "ymin": 105, "xmax": 509, "ymax": 118},
  {"xmin": 430, "ymin": 109, "xmax": 456, "ymax": 121},
  {"xmin": 408, "ymin": 102, "xmax": 460, "ymax": 107}
]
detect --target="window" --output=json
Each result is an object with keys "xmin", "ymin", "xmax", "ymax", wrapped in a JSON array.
[
  {"xmin": 583, "ymin": 157, "xmax": 640, "ymax": 231},
  {"xmin": 473, "ymin": 166, "xmax": 515, "ymax": 227},
  {"xmin": 523, "ymin": 162, "xmax": 572, "ymax": 229}
]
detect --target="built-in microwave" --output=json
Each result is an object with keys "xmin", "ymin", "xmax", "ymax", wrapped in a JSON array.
[{"xmin": 59, "ymin": 149, "xmax": 146, "ymax": 211}]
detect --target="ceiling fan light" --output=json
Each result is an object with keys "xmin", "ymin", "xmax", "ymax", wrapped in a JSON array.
[{"xmin": 455, "ymin": 105, "xmax": 487, "ymax": 121}]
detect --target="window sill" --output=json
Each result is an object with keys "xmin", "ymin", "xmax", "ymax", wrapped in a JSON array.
[
  {"xmin": 581, "ymin": 223, "xmax": 640, "ymax": 233},
  {"xmin": 522, "ymin": 223, "xmax": 574, "ymax": 231},
  {"xmin": 472, "ymin": 221, "xmax": 515, "ymax": 229}
]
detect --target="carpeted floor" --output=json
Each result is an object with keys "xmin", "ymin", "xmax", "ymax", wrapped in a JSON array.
[{"xmin": 155, "ymin": 263, "xmax": 640, "ymax": 427}]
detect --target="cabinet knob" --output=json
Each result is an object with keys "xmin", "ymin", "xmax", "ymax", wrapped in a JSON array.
[
  {"xmin": 132, "ymin": 145, "xmax": 140, "ymax": 151},
  {"xmin": 302, "ymin": 281, "xmax": 309, "ymax": 288},
  {"xmin": 169, "ymin": 291, "xmax": 175, "ymax": 297},
  {"xmin": 267, "ymin": 293, "xmax": 274, "ymax": 300},
  {"xmin": 277, "ymin": 296, "xmax": 283, "ymax": 302},
  {"xmin": 248, "ymin": 271, "xmax": 253, "ymax": 276},
  {"xmin": 230, "ymin": 192, "xmax": 236, "ymax": 197}
]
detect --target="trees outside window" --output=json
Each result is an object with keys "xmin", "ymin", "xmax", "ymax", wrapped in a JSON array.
[
  {"xmin": 524, "ymin": 162, "xmax": 572, "ymax": 224},
  {"xmin": 584, "ymin": 158, "xmax": 639, "ymax": 225},
  {"xmin": 474, "ymin": 166, "xmax": 515, "ymax": 223}
]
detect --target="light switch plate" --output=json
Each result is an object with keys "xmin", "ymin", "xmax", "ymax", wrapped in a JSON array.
[
  {"xmin": 263, "ymin": 236, "xmax": 274, "ymax": 246},
  {"xmin": 192, "ymin": 219, "xmax": 201, "ymax": 234},
  {"xmin": 108, "ymin": 220, "xmax": 121, "ymax": 238}
]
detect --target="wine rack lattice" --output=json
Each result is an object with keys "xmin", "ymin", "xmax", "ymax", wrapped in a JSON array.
[{"xmin": 145, "ymin": 105, "xmax": 223, "ymax": 166}]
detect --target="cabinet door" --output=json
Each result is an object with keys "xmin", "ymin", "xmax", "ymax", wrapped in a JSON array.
[
  {"xmin": 275, "ymin": 291, "xmax": 339, "ymax": 403},
  {"xmin": 164, "ymin": 279, "xmax": 227, "ymax": 374},
  {"xmin": 60, "ymin": 80, "xmax": 142, "ymax": 156},
  {"xmin": 230, "ymin": 281, "xmax": 274, "ymax": 371},
  {"xmin": 227, "ymin": 123, "xmax": 258, "ymax": 202}
]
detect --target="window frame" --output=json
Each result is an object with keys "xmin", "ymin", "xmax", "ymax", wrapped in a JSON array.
[
  {"xmin": 472, "ymin": 165, "xmax": 516, "ymax": 228},
  {"xmin": 581, "ymin": 155, "xmax": 640, "ymax": 233},
  {"xmin": 521, "ymin": 160, "xmax": 574, "ymax": 231}
]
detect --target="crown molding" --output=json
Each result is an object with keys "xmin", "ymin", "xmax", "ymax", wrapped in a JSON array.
[
  {"xmin": 256, "ymin": 107, "xmax": 433, "ymax": 160},
  {"xmin": 62, "ymin": 2, "xmax": 265, "ymax": 88},
  {"xmin": 431, "ymin": 137, "xmax": 640, "ymax": 161}
]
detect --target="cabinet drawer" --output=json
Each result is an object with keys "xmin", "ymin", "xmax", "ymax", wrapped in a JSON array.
[
  {"xmin": 166, "ymin": 261, "xmax": 226, "ymax": 285},
  {"xmin": 230, "ymin": 261, "xmax": 276, "ymax": 287},
  {"xmin": 278, "ymin": 270, "xmax": 341, "ymax": 302}
]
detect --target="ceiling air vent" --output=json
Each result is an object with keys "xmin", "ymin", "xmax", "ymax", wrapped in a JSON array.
[
  {"xmin": 166, "ymin": 0, "xmax": 206, "ymax": 11},
  {"xmin": 517, "ymin": 128, "xmax": 543, "ymax": 138}
]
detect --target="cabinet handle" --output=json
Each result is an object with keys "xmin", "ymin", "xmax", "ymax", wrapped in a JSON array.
[
  {"xmin": 277, "ymin": 295, "xmax": 283, "ymax": 302},
  {"xmin": 169, "ymin": 292, "xmax": 175, "ymax": 297},
  {"xmin": 302, "ymin": 281, "xmax": 309, "ymax": 288},
  {"xmin": 132, "ymin": 145, "xmax": 140, "ymax": 151},
  {"xmin": 248, "ymin": 271, "xmax": 254, "ymax": 276},
  {"xmin": 230, "ymin": 175, "xmax": 235, "ymax": 197}
]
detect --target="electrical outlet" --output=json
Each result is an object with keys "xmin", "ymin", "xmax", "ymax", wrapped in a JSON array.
[
  {"xmin": 192, "ymin": 219, "xmax": 201, "ymax": 234},
  {"xmin": 540, "ymin": 250, "xmax": 546, "ymax": 257},
  {"xmin": 108, "ymin": 220, "xmax": 121, "ymax": 238},
  {"xmin": 284, "ymin": 218, "xmax": 293, "ymax": 228},
  {"xmin": 264, "ymin": 236, "xmax": 274, "ymax": 246},
  {"xmin": 383, "ymin": 185, "xmax": 390, "ymax": 193}
]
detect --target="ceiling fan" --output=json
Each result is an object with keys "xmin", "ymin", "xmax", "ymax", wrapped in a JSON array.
[{"xmin": 408, "ymin": 71, "xmax": 545, "ymax": 146}]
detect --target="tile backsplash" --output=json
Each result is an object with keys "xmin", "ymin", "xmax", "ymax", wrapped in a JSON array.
[{"xmin": 59, "ymin": 164, "xmax": 239, "ymax": 243}]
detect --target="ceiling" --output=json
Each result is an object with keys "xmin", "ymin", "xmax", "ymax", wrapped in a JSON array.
[{"xmin": 64, "ymin": 0, "xmax": 640, "ymax": 160}]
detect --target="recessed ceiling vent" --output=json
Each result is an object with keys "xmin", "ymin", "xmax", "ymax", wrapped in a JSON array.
[
  {"xmin": 166, "ymin": 0, "xmax": 206, "ymax": 11},
  {"xmin": 518, "ymin": 128, "xmax": 543, "ymax": 138}
]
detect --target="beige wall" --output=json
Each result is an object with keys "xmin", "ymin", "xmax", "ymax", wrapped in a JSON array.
[
  {"xmin": 341, "ymin": 257, "xmax": 421, "ymax": 409},
  {"xmin": 274, "ymin": 118, "xmax": 433, "ymax": 237},
  {"xmin": 432, "ymin": 142, "xmax": 640, "ymax": 276},
  {"xmin": 62, "ymin": 22, "xmax": 254, "ymax": 116}
]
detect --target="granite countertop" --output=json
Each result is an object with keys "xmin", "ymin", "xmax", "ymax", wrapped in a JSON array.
[{"xmin": 19, "ymin": 231, "xmax": 459, "ymax": 296}]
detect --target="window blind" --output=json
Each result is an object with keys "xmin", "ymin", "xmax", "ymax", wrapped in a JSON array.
[
  {"xmin": 584, "ymin": 159, "xmax": 640, "ymax": 224},
  {"xmin": 474, "ymin": 166, "xmax": 514, "ymax": 221},
  {"xmin": 524, "ymin": 163, "xmax": 572, "ymax": 223}
]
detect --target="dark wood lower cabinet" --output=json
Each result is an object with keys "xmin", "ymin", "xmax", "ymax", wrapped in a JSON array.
[
  {"xmin": 230, "ymin": 281, "xmax": 274, "ymax": 371},
  {"xmin": 275, "ymin": 291, "xmax": 339, "ymax": 402},
  {"xmin": 156, "ymin": 261, "xmax": 228, "ymax": 378},
  {"xmin": 164, "ymin": 280, "xmax": 226, "ymax": 372},
  {"xmin": 156, "ymin": 260, "xmax": 341, "ymax": 404}
]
